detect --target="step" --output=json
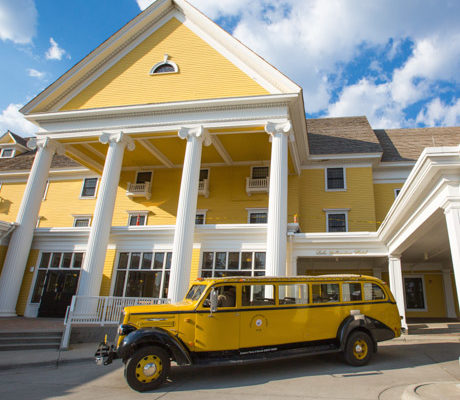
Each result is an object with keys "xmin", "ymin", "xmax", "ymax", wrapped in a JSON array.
[
  {"xmin": 0, "ymin": 336, "xmax": 61, "ymax": 345},
  {"xmin": 0, "ymin": 343, "xmax": 60, "ymax": 351},
  {"xmin": 0, "ymin": 331, "xmax": 62, "ymax": 338}
]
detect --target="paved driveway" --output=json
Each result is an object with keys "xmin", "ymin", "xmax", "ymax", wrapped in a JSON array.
[{"xmin": 0, "ymin": 340, "xmax": 459, "ymax": 400}]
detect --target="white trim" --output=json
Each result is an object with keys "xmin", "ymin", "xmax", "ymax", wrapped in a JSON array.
[
  {"xmin": 325, "ymin": 210, "xmax": 349, "ymax": 233},
  {"xmin": 79, "ymin": 177, "xmax": 99, "ymax": 199},
  {"xmin": 195, "ymin": 209, "xmax": 207, "ymax": 225},
  {"xmin": 246, "ymin": 208, "xmax": 268, "ymax": 224},
  {"xmin": 72, "ymin": 215, "xmax": 92, "ymax": 227},
  {"xmin": 127, "ymin": 210, "xmax": 149, "ymax": 226},
  {"xmin": 307, "ymin": 153, "xmax": 382, "ymax": 162},
  {"xmin": 150, "ymin": 54, "xmax": 179, "ymax": 75},
  {"xmin": 0, "ymin": 148, "xmax": 15, "ymax": 158},
  {"xmin": 403, "ymin": 274, "xmax": 428, "ymax": 312},
  {"xmin": 42, "ymin": 180, "xmax": 50, "ymax": 201},
  {"xmin": 325, "ymin": 167, "xmax": 346, "ymax": 191},
  {"xmin": 394, "ymin": 188, "xmax": 401, "ymax": 199}
]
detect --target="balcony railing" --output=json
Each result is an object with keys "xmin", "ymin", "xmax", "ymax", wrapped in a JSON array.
[
  {"xmin": 61, "ymin": 295, "xmax": 170, "ymax": 349},
  {"xmin": 198, "ymin": 178, "xmax": 209, "ymax": 198},
  {"xmin": 126, "ymin": 182, "xmax": 151, "ymax": 199},
  {"xmin": 246, "ymin": 177, "xmax": 269, "ymax": 195}
]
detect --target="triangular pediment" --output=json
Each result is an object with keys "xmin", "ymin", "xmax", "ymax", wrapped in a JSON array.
[{"xmin": 22, "ymin": 0, "xmax": 300, "ymax": 115}]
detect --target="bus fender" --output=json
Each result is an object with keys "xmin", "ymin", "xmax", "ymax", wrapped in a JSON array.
[
  {"xmin": 117, "ymin": 327, "xmax": 192, "ymax": 366},
  {"xmin": 337, "ymin": 315, "xmax": 377, "ymax": 352}
]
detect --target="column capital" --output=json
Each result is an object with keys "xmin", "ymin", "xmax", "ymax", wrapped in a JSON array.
[
  {"xmin": 388, "ymin": 254, "xmax": 401, "ymax": 261},
  {"xmin": 178, "ymin": 126, "xmax": 212, "ymax": 146},
  {"xmin": 443, "ymin": 201, "xmax": 460, "ymax": 215},
  {"xmin": 265, "ymin": 120, "xmax": 292, "ymax": 137},
  {"xmin": 99, "ymin": 132, "xmax": 135, "ymax": 151},
  {"xmin": 27, "ymin": 137, "xmax": 65, "ymax": 155}
]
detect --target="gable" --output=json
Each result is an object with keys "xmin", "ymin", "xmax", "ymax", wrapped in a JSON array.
[
  {"xmin": 0, "ymin": 133, "xmax": 16, "ymax": 145},
  {"xmin": 61, "ymin": 17, "xmax": 269, "ymax": 111}
]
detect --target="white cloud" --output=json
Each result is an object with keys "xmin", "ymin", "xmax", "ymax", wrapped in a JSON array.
[
  {"xmin": 0, "ymin": 0, "xmax": 37, "ymax": 44},
  {"xmin": 45, "ymin": 37, "xmax": 68, "ymax": 60},
  {"xmin": 27, "ymin": 68, "xmax": 45, "ymax": 79},
  {"xmin": 0, "ymin": 104, "xmax": 36, "ymax": 136},
  {"xmin": 416, "ymin": 98, "xmax": 460, "ymax": 127}
]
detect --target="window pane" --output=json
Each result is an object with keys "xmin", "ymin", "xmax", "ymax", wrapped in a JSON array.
[
  {"xmin": 312, "ymin": 284, "xmax": 340, "ymax": 303},
  {"xmin": 327, "ymin": 168, "xmax": 344, "ymax": 189},
  {"xmin": 141, "ymin": 252, "xmax": 153, "ymax": 269},
  {"xmin": 162, "ymin": 271, "xmax": 170, "ymax": 298},
  {"xmin": 136, "ymin": 172, "xmax": 152, "ymax": 184},
  {"xmin": 31, "ymin": 270, "xmax": 47, "ymax": 303},
  {"xmin": 199, "ymin": 169, "xmax": 208, "ymax": 181},
  {"xmin": 154, "ymin": 63, "xmax": 175, "ymax": 73},
  {"xmin": 242, "ymin": 285, "xmax": 275, "ymax": 306},
  {"xmin": 165, "ymin": 252, "xmax": 172, "ymax": 269},
  {"xmin": 50, "ymin": 253, "xmax": 62, "ymax": 268},
  {"xmin": 81, "ymin": 178, "xmax": 97, "ymax": 197},
  {"xmin": 127, "ymin": 271, "xmax": 161, "ymax": 298},
  {"xmin": 215, "ymin": 252, "xmax": 226, "ymax": 270},
  {"xmin": 249, "ymin": 212, "xmax": 267, "ymax": 224},
  {"xmin": 129, "ymin": 253, "xmax": 141, "ymax": 269},
  {"xmin": 278, "ymin": 284, "xmax": 309, "ymax": 305},
  {"xmin": 113, "ymin": 271, "xmax": 126, "ymax": 296},
  {"xmin": 62, "ymin": 253, "xmax": 73, "ymax": 268},
  {"xmin": 202, "ymin": 252, "xmax": 214, "ymax": 269},
  {"xmin": 328, "ymin": 213, "xmax": 346, "ymax": 232},
  {"xmin": 404, "ymin": 278, "xmax": 425, "ymax": 309},
  {"xmin": 73, "ymin": 253, "xmax": 84, "ymax": 268},
  {"xmin": 195, "ymin": 214, "xmax": 205, "ymax": 224},
  {"xmin": 129, "ymin": 215, "xmax": 146, "ymax": 226},
  {"xmin": 342, "ymin": 283, "xmax": 362, "ymax": 302},
  {"xmin": 1, "ymin": 149, "xmax": 13, "ymax": 157},
  {"xmin": 201, "ymin": 270, "xmax": 212, "ymax": 278},
  {"xmin": 228, "ymin": 252, "xmax": 239, "ymax": 269},
  {"xmin": 118, "ymin": 253, "xmax": 129, "ymax": 269},
  {"xmin": 363, "ymin": 283, "xmax": 386, "ymax": 301},
  {"xmin": 254, "ymin": 252, "xmax": 266, "ymax": 270},
  {"xmin": 39, "ymin": 253, "xmax": 51, "ymax": 268},
  {"xmin": 252, "ymin": 167, "xmax": 269, "ymax": 179},
  {"xmin": 74, "ymin": 218, "xmax": 90, "ymax": 227},
  {"xmin": 153, "ymin": 252, "xmax": 165, "ymax": 269},
  {"xmin": 216, "ymin": 286, "xmax": 237, "ymax": 307},
  {"xmin": 241, "ymin": 252, "xmax": 252, "ymax": 269}
]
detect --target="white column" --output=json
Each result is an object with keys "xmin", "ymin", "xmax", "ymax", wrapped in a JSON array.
[
  {"xmin": 77, "ymin": 132, "xmax": 134, "ymax": 298},
  {"xmin": 265, "ymin": 121, "xmax": 291, "ymax": 277},
  {"xmin": 442, "ymin": 269, "xmax": 457, "ymax": 318},
  {"xmin": 168, "ymin": 127, "xmax": 211, "ymax": 303},
  {"xmin": 0, "ymin": 137, "xmax": 63, "ymax": 316},
  {"xmin": 444, "ymin": 204, "xmax": 460, "ymax": 314},
  {"xmin": 388, "ymin": 255, "xmax": 407, "ymax": 330}
]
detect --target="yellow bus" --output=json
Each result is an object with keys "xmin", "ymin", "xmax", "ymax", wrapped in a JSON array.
[{"xmin": 96, "ymin": 275, "xmax": 402, "ymax": 392}]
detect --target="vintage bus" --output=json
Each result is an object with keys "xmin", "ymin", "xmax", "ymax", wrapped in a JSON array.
[{"xmin": 95, "ymin": 275, "xmax": 402, "ymax": 391}]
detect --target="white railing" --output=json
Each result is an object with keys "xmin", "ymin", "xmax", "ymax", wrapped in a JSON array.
[
  {"xmin": 246, "ymin": 177, "xmax": 269, "ymax": 195},
  {"xmin": 126, "ymin": 182, "xmax": 151, "ymax": 199},
  {"xmin": 61, "ymin": 296, "xmax": 170, "ymax": 349},
  {"xmin": 198, "ymin": 178, "xmax": 209, "ymax": 197}
]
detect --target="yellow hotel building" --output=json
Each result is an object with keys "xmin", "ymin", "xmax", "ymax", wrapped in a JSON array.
[{"xmin": 0, "ymin": 0, "xmax": 459, "ymax": 329}]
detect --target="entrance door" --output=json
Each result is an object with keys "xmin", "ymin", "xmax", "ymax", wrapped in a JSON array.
[{"xmin": 38, "ymin": 270, "xmax": 80, "ymax": 318}]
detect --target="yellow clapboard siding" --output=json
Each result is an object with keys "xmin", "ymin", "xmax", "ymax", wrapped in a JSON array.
[
  {"xmin": 0, "ymin": 182, "xmax": 27, "ymax": 222},
  {"xmin": 60, "ymin": 18, "xmax": 268, "ymax": 111},
  {"xmin": 299, "ymin": 167, "xmax": 378, "ymax": 232},
  {"xmin": 374, "ymin": 183, "xmax": 403, "ymax": 227},
  {"xmin": 16, "ymin": 249, "xmax": 39, "ymax": 316},
  {"xmin": 188, "ymin": 247, "xmax": 201, "ymax": 286},
  {"xmin": 0, "ymin": 245, "xmax": 7, "ymax": 276},
  {"xmin": 99, "ymin": 249, "xmax": 117, "ymax": 296}
]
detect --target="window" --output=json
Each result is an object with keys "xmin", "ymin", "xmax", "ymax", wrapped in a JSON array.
[
  {"xmin": 31, "ymin": 251, "xmax": 85, "ymax": 303},
  {"xmin": 363, "ymin": 283, "xmax": 386, "ymax": 301},
  {"xmin": 242, "ymin": 284, "xmax": 275, "ymax": 306},
  {"xmin": 201, "ymin": 251, "xmax": 266, "ymax": 278},
  {"xmin": 394, "ymin": 188, "xmax": 401, "ymax": 198},
  {"xmin": 113, "ymin": 251, "xmax": 172, "ymax": 298},
  {"xmin": 251, "ymin": 166, "xmax": 269, "ymax": 179},
  {"xmin": 312, "ymin": 283, "xmax": 340, "ymax": 303},
  {"xmin": 136, "ymin": 171, "xmax": 152, "ymax": 184},
  {"xmin": 128, "ymin": 212, "xmax": 148, "ymax": 226},
  {"xmin": 326, "ymin": 211, "xmax": 348, "ymax": 232},
  {"xmin": 73, "ymin": 215, "xmax": 91, "ymax": 227},
  {"xmin": 326, "ymin": 167, "xmax": 345, "ymax": 190},
  {"xmin": 150, "ymin": 54, "xmax": 179, "ymax": 75},
  {"xmin": 195, "ymin": 210, "xmax": 207, "ymax": 225},
  {"xmin": 342, "ymin": 282, "xmax": 362, "ymax": 302},
  {"xmin": 247, "ymin": 208, "xmax": 268, "ymax": 224},
  {"xmin": 203, "ymin": 285, "xmax": 236, "ymax": 308},
  {"xmin": 80, "ymin": 178, "xmax": 98, "ymax": 198},
  {"xmin": 199, "ymin": 169, "xmax": 209, "ymax": 182},
  {"xmin": 404, "ymin": 276, "xmax": 426, "ymax": 310},
  {"xmin": 0, "ymin": 148, "xmax": 14, "ymax": 158},
  {"xmin": 278, "ymin": 284, "xmax": 309, "ymax": 305}
]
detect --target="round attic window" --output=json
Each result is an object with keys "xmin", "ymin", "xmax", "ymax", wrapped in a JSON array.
[{"xmin": 150, "ymin": 54, "xmax": 179, "ymax": 75}]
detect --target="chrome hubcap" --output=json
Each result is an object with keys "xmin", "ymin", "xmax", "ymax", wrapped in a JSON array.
[
  {"xmin": 355, "ymin": 344, "xmax": 363, "ymax": 353},
  {"xmin": 143, "ymin": 363, "xmax": 158, "ymax": 376}
]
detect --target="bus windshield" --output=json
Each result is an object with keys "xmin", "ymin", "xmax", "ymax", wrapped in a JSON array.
[{"xmin": 185, "ymin": 285, "xmax": 207, "ymax": 301}]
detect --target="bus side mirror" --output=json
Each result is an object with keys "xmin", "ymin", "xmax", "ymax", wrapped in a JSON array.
[{"xmin": 210, "ymin": 289, "xmax": 218, "ymax": 314}]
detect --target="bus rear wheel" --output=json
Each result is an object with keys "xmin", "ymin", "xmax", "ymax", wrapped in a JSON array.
[
  {"xmin": 344, "ymin": 331, "xmax": 372, "ymax": 366},
  {"xmin": 125, "ymin": 346, "xmax": 170, "ymax": 392}
]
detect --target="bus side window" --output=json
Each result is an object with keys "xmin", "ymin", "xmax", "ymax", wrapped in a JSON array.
[
  {"xmin": 312, "ymin": 283, "xmax": 339, "ymax": 303},
  {"xmin": 278, "ymin": 284, "xmax": 309, "ymax": 305},
  {"xmin": 363, "ymin": 283, "xmax": 386, "ymax": 300},
  {"xmin": 342, "ymin": 282, "xmax": 362, "ymax": 302}
]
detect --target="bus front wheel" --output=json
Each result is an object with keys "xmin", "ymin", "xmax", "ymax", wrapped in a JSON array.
[{"xmin": 344, "ymin": 331, "xmax": 373, "ymax": 366}]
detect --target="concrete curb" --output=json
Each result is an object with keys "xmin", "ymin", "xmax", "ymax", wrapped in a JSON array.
[
  {"xmin": 402, "ymin": 382, "xmax": 460, "ymax": 399},
  {"xmin": 0, "ymin": 357, "xmax": 94, "ymax": 372}
]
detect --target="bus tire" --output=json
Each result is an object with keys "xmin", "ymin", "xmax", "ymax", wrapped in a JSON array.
[
  {"xmin": 344, "ymin": 331, "xmax": 372, "ymax": 366},
  {"xmin": 125, "ymin": 346, "xmax": 170, "ymax": 392}
]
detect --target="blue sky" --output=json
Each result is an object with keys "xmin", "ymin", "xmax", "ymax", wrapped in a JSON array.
[{"xmin": 0, "ymin": 0, "xmax": 459, "ymax": 136}]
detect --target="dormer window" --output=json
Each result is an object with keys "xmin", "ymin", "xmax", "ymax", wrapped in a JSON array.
[
  {"xmin": 0, "ymin": 148, "xmax": 14, "ymax": 158},
  {"xmin": 150, "ymin": 54, "xmax": 179, "ymax": 75}
]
